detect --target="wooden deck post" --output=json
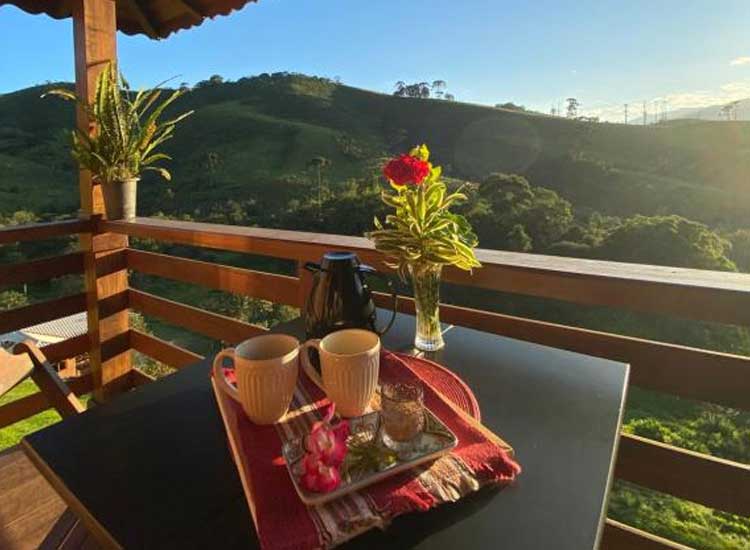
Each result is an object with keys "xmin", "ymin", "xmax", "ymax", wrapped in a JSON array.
[{"xmin": 73, "ymin": 0, "xmax": 132, "ymax": 401}]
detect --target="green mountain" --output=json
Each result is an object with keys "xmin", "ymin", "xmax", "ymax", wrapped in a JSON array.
[{"xmin": 2, "ymin": 72, "xmax": 750, "ymax": 229}]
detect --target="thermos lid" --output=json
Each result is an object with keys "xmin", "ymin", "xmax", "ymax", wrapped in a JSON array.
[{"xmin": 323, "ymin": 251, "xmax": 356, "ymax": 262}]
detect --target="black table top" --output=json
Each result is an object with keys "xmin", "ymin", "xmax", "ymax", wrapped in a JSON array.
[{"xmin": 23, "ymin": 313, "xmax": 628, "ymax": 550}]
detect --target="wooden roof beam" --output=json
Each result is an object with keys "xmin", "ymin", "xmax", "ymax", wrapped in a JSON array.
[{"xmin": 127, "ymin": 0, "xmax": 160, "ymax": 39}]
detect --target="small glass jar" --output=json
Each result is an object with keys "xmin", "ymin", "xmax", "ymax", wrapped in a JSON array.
[{"xmin": 380, "ymin": 381, "xmax": 425, "ymax": 453}]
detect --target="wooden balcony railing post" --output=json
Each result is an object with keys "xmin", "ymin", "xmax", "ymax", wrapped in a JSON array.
[
  {"xmin": 297, "ymin": 261, "xmax": 314, "ymax": 310},
  {"xmin": 73, "ymin": 0, "xmax": 132, "ymax": 401}
]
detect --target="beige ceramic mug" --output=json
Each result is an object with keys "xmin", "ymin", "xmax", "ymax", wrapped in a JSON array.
[
  {"xmin": 300, "ymin": 329, "xmax": 380, "ymax": 417},
  {"xmin": 213, "ymin": 334, "xmax": 299, "ymax": 425}
]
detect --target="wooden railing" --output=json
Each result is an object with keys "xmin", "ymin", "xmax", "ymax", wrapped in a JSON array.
[
  {"xmin": 0, "ymin": 216, "xmax": 749, "ymax": 549},
  {"xmin": 0, "ymin": 220, "xmax": 93, "ymax": 429}
]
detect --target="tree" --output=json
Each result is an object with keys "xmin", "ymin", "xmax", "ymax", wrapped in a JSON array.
[
  {"xmin": 566, "ymin": 97, "xmax": 580, "ymax": 118},
  {"xmin": 307, "ymin": 156, "xmax": 332, "ymax": 219},
  {"xmin": 728, "ymin": 229, "xmax": 750, "ymax": 272},
  {"xmin": 479, "ymin": 173, "xmax": 534, "ymax": 213},
  {"xmin": 0, "ymin": 291, "xmax": 28, "ymax": 311},
  {"xmin": 203, "ymin": 151, "xmax": 222, "ymax": 188},
  {"xmin": 595, "ymin": 215, "xmax": 736, "ymax": 271},
  {"xmin": 520, "ymin": 187, "xmax": 574, "ymax": 250},
  {"xmin": 431, "ymin": 80, "xmax": 447, "ymax": 99},
  {"xmin": 393, "ymin": 81, "xmax": 431, "ymax": 98},
  {"xmin": 496, "ymin": 102, "xmax": 527, "ymax": 111},
  {"xmin": 719, "ymin": 100, "xmax": 740, "ymax": 121},
  {"xmin": 471, "ymin": 173, "xmax": 572, "ymax": 252},
  {"xmin": 195, "ymin": 74, "xmax": 224, "ymax": 89},
  {"xmin": 444, "ymin": 93, "xmax": 456, "ymax": 101},
  {"xmin": 505, "ymin": 224, "xmax": 532, "ymax": 252}
]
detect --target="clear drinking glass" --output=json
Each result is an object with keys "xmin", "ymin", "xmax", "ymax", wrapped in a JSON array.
[{"xmin": 380, "ymin": 381, "xmax": 425, "ymax": 453}]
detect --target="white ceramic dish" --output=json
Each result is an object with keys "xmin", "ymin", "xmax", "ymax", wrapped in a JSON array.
[{"xmin": 281, "ymin": 408, "xmax": 458, "ymax": 506}]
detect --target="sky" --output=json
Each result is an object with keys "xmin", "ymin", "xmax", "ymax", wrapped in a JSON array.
[{"xmin": 2, "ymin": 0, "xmax": 750, "ymax": 121}]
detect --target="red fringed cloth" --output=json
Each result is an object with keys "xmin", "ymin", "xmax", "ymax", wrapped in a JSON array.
[{"xmin": 213, "ymin": 351, "xmax": 521, "ymax": 550}]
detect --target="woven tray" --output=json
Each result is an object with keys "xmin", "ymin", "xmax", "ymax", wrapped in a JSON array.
[{"xmin": 212, "ymin": 350, "xmax": 517, "ymax": 550}]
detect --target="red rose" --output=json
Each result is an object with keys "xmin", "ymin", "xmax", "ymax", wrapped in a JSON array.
[{"xmin": 383, "ymin": 154, "xmax": 430, "ymax": 186}]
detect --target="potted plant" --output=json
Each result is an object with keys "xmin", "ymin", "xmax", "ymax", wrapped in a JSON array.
[
  {"xmin": 368, "ymin": 145, "xmax": 481, "ymax": 351},
  {"xmin": 45, "ymin": 64, "xmax": 193, "ymax": 220}
]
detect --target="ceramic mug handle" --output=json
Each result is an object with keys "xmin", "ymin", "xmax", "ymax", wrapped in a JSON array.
[
  {"xmin": 212, "ymin": 348, "xmax": 240, "ymax": 402},
  {"xmin": 300, "ymin": 339, "xmax": 325, "ymax": 392}
]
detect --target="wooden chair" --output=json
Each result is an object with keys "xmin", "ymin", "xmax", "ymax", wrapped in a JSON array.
[
  {"xmin": 0, "ymin": 340, "xmax": 85, "ymax": 417},
  {"xmin": 0, "ymin": 341, "xmax": 92, "ymax": 549}
]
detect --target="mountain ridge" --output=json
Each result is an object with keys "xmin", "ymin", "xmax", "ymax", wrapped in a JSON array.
[{"xmin": 1, "ymin": 73, "xmax": 749, "ymax": 228}]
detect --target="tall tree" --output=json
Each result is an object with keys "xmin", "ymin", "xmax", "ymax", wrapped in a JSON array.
[
  {"xmin": 566, "ymin": 97, "xmax": 580, "ymax": 118},
  {"xmin": 307, "ymin": 156, "xmax": 332, "ymax": 219},
  {"xmin": 431, "ymin": 80, "xmax": 447, "ymax": 99}
]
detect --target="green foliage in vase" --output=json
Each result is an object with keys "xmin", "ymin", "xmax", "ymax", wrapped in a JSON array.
[
  {"xmin": 368, "ymin": 145, "xmax": 481, "ymax": 279},
  {"xmin": 43, "ymin": 63, "xmax": 193, "ymax": 185}
]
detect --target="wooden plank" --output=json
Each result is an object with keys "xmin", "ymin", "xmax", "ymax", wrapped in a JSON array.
[
  {"xmin": 0, "ymin": 349, "xmax": 32, "ymax": 396},
  {"xmin": 0, "ymin": 293, "xmax": 88, "ymax": 335},
  {"xmin": 103, "ymin": 217, "xmax": 750, "ymax": 326},
  {"xmin": 129, "ymin": 368, "xmax": 154, "ymax": 387},
  {"xmin": 88, "ymin": 240, "xmax": 131, "ymax": 402},
  {"xmin": 0, "ymin": 375, "xmax": 92, "ymax": 430},
  {"xmin": 0, "ymin": 219, "xmax": 91, "ymax": 245},
  {"xmin": 126, "ymin": 248, "xmax": 299, "ymax": 306},
  {"xmin": 125, "ymin": 0, "xmax": 158, "ymax": 39},
  {"xmin": 129, "ymin": 289, "xmax": 266, "ymax": 344},
  {"xmin": 615, "ymin": 433, "xmax": 750, "ymax": 517},
  {"xmin": 601, "ymin": 519, "xmax": 693, "ymax": 550},
  {"xmin": 100, "ymin": 331, "xmax": 131, "ymax": 364},
  {"xmin": 129, "ymin": 330, "xmax": 203, "ymax": 370},
  {"xmin": 0, "ymin": 447, "xmax": 70, "ymax": 550},
  {"xmin": 94, "ymin": 248, "xmax": 127, "ymax": 278},
  {"xmin": 43, "ymin": 335, "xmax": 91, "ymax": 364},
  {"xmin": 17, "ymin": 342, "xmax": 86, "ymax": 418},
  {"xmin": 0, "ymin": 253, "xmax": 84, "ymax": 288},
  {"xmin": 98, "ymin": 290, "xmax": 129, "ymax": 320}
]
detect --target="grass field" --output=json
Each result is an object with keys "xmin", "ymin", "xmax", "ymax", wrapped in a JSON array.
[{"xmin": 0, "ymin": 379, "xmax": 91, "ymax": 449}]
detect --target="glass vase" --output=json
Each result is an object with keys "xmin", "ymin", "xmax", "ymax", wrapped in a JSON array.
[{"xmin": 409, "ymin": 262, "xmax": 444, "ymax": 351}]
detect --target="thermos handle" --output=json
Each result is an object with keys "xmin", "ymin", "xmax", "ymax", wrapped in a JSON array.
[{"xmin": 357, "ymin": 265, "xmax": 398, "ymax": 336}]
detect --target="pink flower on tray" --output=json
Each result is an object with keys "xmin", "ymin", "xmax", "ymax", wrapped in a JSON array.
[
  {"xmin": 300, "ymin": 404, "xmax": 350, "ymax": 493},
  {"xmin": 305, "ymin": 408, "xmax": 350, "ymax": 467},
  {"xmin": 300, "ymin": 453, "xmax": 342, "ymax": 493}
]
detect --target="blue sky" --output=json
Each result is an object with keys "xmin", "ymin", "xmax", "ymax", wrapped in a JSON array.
[{"xmin": 2, "ymin": 0, "xmax": 750, "ymax": 120}]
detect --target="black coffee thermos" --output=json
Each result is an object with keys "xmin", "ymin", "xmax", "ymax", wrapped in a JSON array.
[{"xmin": 303, "ymin": 251, "xmax": 397, "ymax": 340}]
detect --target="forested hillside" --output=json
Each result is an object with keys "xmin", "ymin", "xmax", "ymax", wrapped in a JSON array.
[
  {"xmin": 1, "ymin": 73, "xmax": 749, "ymax": 549},
  {"xmin": 2, "ymin": 73, "xmax": 750, "ymax": 229}
]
